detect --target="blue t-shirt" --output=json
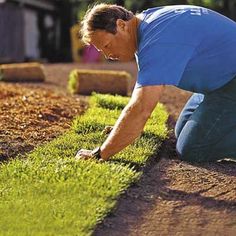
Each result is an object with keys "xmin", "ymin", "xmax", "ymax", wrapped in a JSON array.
[{"xmin": 135, "ymin": 5, "xmax": 236, "ymax": 93}]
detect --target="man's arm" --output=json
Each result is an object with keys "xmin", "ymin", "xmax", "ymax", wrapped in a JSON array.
[
  {"xmin": 100, "ymin": 85, "xmax": 164, "ymax": 159},
  {"xmin": 77, "ymin": 85, "xmax": 164, "ymax": 160}
]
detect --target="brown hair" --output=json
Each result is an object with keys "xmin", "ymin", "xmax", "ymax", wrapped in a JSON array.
[{"xmin": 80, "ymin": 3, "xmax": 133, "ymax": 44}]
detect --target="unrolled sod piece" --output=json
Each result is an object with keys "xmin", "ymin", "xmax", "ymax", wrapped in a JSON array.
[
  {"xmin": 0, "ymin": 62, "xmax": 45, "ymax": 82},
  {"xmin": 68, "ymin": 69, "xmax": 132, "ymax": 96}
]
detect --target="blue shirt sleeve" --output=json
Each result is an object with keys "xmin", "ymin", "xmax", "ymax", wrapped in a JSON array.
[{"xmin": 135, "ymin": 43, "xmax": 196, "ymax": 88}]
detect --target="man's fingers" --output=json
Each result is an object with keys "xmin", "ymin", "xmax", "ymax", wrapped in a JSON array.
[
  {"xmin": 75, "ymin": 149, "xmax": 93, "ymax": 160},
  {"xmin": 75, "ymin": 153, "xmax": 91, "ymax": 160},
  {"xmin": 75, "ymin": 154, "xmax": 89, "ymax": 160}
]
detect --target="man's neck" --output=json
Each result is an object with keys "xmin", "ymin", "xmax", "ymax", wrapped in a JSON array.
[{"xmin": 129, "ymin": 16, "xmax": 141, "ymax": 52}]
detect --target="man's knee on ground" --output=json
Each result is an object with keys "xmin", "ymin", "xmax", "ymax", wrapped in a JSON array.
[
  {"xmin": 176, "ymin": 138, "xmax": 222, "ymax": 163},
  {"xmin": 174, "ymin": 124, "xmax": 181, "ymax": 139},
  {"xmin": 174, "ymin": 117, "xmax": 188, "ymax": 139},
  {"xmin": 176, "ymin": 140, "xmax": 201, "ymax": 163}
]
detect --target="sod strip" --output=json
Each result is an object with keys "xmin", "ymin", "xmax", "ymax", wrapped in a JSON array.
[{"xmin": 0, "ymin": 93, "xmax": 168, "ymax": 235}]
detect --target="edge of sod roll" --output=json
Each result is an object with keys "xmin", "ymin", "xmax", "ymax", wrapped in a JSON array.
[
  {"xmin": 0, "ymin": 62, "xmax": 45, "ymax": 82},
  {"xmin": 68, "ymin": 69, "xmax": 132, "ymax": 96},
  {"xmin": 0, "ymin": 68, "xmax": 3, "ymax": 81}
]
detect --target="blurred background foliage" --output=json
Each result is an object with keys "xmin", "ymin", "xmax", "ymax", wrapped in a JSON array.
[
  {"xmin": 70, "ymin": 0, "xmax": 236, "ymax": 61},
  {"xmin": 2, "ymin": 0, "xmax": 236, "ymax": 63},
  {"xmin": 68, "ymin": 0, "xmax": 236, "ymax": 22}
]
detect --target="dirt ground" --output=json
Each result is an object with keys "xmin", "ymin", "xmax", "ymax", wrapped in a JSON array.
[
  {"xmin": 0, "ymin": 83, "xmax": 87, "ymax": 160},
  {"xmin": 0, "ymin": 62, "xmax": 236, "ymax": 235}
]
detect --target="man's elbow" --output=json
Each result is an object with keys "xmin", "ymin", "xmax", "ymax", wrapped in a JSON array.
[{"xmin": 124, "ymin": 102, "xmax": 152, "ymax": 121}]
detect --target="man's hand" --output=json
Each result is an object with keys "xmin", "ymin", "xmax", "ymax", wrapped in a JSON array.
[
  {"xmin": 75, "ymin": 126, "xmax": 113, "ymax": 161},
  {"xmin": 75, "ymin": 149, "xmax": 94, "ymax": 160},
  {"xmin": 75, "ymin": 147, "xmax": 105, "ymax": 161}
]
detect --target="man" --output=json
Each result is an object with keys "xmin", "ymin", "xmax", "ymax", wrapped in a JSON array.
[{"xmin": 76, "ymin": 3, "xmax": 236, "ymax": 162}]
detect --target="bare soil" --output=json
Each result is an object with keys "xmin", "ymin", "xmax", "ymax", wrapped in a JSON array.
[
  {"xmin": 0, "ymin": 62, "xmax": 235, "ymax": 235},
  {"xmin": 0, "ymin": 82, "xmax": 86, "ymax": 160}
]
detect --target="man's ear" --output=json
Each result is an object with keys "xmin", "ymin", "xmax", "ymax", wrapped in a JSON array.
[{"xmin": 116, "ymin": 19, "xmax": 126, "ymax": 31}]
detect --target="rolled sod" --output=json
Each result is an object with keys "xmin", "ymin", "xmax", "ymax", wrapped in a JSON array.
[
  {"xmin": 68, "ymin": 69, "xmax": 132, "ymax": 96},
  {"xmin": 0, "ymin": 63, "xmax": 45, "ymax": 82}
]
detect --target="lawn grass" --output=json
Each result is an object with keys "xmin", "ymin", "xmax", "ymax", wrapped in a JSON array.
[{"xmin": 0, "ymin": 93, "xmax": 168, "ymax": 235}]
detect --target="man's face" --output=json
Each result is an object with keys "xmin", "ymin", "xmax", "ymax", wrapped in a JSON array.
[{"xmin": 90, "ymin": 19, "xmax": 136, "ymax": 62}]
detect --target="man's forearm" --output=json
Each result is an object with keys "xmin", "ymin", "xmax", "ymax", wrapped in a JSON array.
[
  {"xmin": 100, "ymin": 102, "xmax": 150, "ymax": 160},
  {"xmin": 75, "ymin": 86, "xmax": 163, "ymax": 161}
]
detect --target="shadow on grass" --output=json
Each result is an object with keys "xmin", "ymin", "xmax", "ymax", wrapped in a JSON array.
[
  {"xmin": 0, "ymin": 153, "xmax": 8, "ymax": 163},
  {"xmin": 0, "ymin": 145, "xmax": 33, "ymax": 164},
  {"xmin": 109, "ymin": 132, "xmax": 166, "ymax": 172}
]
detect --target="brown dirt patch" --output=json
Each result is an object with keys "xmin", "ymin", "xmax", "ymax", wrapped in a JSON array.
[
  {"xmin": 0, "ymin": 82, "xmax": 86, "ymax": 160},
  {"xmin": 94, "ymin": 156, "xmax": 236, "ymax": 236}
]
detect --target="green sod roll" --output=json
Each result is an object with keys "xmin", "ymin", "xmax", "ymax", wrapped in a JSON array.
[
  {"xmin": 0, "ymin": 63, "xmax": 45, "ymax": 82},
  {"xmin": 68, "ymin": 69, "xmax": 132, "ymax": 96}
]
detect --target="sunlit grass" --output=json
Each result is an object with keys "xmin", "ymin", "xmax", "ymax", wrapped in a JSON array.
[{"xmin": 0, "ymin": 93, "xmax": 168, "ymax": 235}]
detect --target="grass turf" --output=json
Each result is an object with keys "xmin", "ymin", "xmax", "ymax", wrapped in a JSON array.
[{"xmin": 0, "ymin": 93, "xmax": 168, "ymax": 235}]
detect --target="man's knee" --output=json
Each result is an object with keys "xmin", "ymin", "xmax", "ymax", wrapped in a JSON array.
[
  {"xmin": 174, "ymin": 123, "xmax": 182, "ymax": 139},
  {"xmin": 176, "ymin": 140, "xmax": 219, "ymax": 162},
  {"xmin": 176, "ymin": 140, "xmax": 202, "ymax": 163}
]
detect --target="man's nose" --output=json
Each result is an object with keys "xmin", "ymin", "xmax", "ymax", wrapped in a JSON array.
[{"xmin": 102, "ymin": 49, "xmax": 111, "ymax": 59}]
